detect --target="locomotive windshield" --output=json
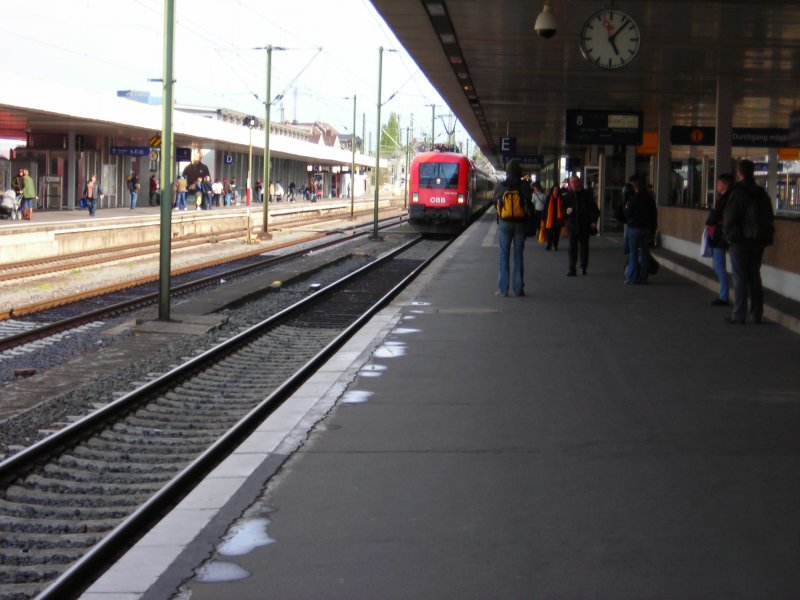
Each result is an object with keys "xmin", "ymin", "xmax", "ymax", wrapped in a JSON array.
[{"xmin": 419, "ymin": 162, "xmax": 459, "ymax": 188}]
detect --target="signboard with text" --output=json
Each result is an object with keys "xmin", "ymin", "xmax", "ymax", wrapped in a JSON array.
[
  {"xmin": 671, "ymin": 126, "xmax": 797, "ymax": 147},
  {"xmin": 111, "ymin": 146, "xmax": 150, "ymax": 157},
  {"xmin": 565, "ymin": 109, "xmax": 643, "ymax": 145},
  {"xmin": 516, "ymin": 154, "xmax": 544, "ymax": 169}
]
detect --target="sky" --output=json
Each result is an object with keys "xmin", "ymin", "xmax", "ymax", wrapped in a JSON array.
[{"xmin": 0, "ymin": 0, "xmax": 467, "ymax": 149}]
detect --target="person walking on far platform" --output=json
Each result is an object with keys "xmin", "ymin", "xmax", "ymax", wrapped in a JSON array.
[
  {"xmin": 127, "ymin": 170, "xmax": 140, "ymax": 209},
  {"xmin": 83, "ymin": 174, "xmax": 103, "ymax": 217},
  {"xmin": 175, "ymin": 175, "xmax": 188, "ymax": 210},
  {"xmin": 20, "ymin": 168, "xmax": 36, "ymax": 220},
  {"xmin": 149, "ymin": 174, "xmax": 158, "ymax": 206}
]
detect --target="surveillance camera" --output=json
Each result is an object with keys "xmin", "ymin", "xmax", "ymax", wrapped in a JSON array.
[{"xmin": 534, "ymin": 4, "xmax": 557, "ymax": 38}]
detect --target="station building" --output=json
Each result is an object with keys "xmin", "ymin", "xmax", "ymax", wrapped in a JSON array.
[{"xmin": 0, "ymin": 73, "xmax": 381, "ymax": 212}]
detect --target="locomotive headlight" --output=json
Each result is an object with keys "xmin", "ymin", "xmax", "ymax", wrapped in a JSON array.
[
  {"xmin": 457, "ymin": 193, "xmax": 465, "ymax": 204},
  {"xmin": 412, "ymin": 192, "xmax": 419, "ymax": 203}
]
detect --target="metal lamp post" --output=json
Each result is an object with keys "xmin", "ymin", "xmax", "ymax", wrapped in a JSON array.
[
  {"xmin": 351, "ymin": 94, "xmax": 356, "ymax": 219},
  {"xmin": 157, "ymin": 0, "xmax": 175, "ymax": 322},
  {"xmin": 255, "ymin": 45, "xmax": 285, "ymax": 239},
  {"xmin": 371, "ymin": 47, "xmax": 397, "ymax": 240},
  {"xmin": 427, "ymin": 104, "xmax": 436, "ymax": 150},
  {"xmin": 404, "ymin": 126, "xmax": 410, "ymax": 210},
  {"xmin": 372, "ymin": 47, "xmax": 385, "ymax": 240},
  {"xmin": 245, "ymin": 115, "xmax": 257, "ymax": 243}
]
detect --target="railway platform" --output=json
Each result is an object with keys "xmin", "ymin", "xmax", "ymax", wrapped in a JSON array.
[{"xmin": 78, "ymin": 209, "xmax": 800, "ymax": 599}]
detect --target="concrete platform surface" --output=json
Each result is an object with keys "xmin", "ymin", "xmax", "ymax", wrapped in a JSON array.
[{"xmin": 83, "ymin": 211, "xmax": 800, "ymax": 600}]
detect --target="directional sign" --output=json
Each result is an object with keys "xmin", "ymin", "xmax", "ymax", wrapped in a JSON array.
[
  {"xmin": 516, "ymin": 154, "xmax": 544, "ymax": 169},
  {"xmin": 671, "ymin": 126, "xmax": 794, "ymax": 147},
  {"xmin": 669, "ymin": 126, "xmax": 715, "ymax": 146},
  {"xmin": 565, "ymin": 109, "xmax": 643, "ymax": 145},
  {"xmin": 111, "ymin": 146, "xmax": 150, "ymax": 156},
  {"xmin": 500, "ymin": 137, "xmax": 517, "ymax": 155}
]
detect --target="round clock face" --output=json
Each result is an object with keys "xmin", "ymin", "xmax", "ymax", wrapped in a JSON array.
[{"xmin": 580, "ymin": 9, "xmax": 640, "ymax": 70}]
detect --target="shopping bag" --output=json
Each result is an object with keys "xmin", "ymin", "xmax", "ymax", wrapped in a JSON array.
[
  {"xmin": 700, "ymin": 227, "xmax": 712, "ymax": 257},
  {"xmin": 538, "ymin": 221, "xmax": 546, "ymax": 244}
]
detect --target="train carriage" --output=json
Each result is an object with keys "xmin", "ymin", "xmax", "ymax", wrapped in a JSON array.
[{"xmin": 407, "ymin": 151, "xmax": 495, "ymax": 230}]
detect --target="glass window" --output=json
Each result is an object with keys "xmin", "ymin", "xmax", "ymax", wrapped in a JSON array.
[{"xmin": 419, "ymin": 162, "xmax": 459, "ymax": 188}]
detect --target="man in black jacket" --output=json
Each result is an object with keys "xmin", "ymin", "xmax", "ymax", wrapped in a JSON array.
[
  {"xmin": 562, "ymin": 174, "xmax": 601, "ymax": 276},
  {"xmin": 624, "ymin": 174, "xmax": 658, "ymax": 284},
  {"xmin": 722, "ymin": 159, "xmax": 775, "ymax": 324}
]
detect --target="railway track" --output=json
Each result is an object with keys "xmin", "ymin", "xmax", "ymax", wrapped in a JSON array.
[
  {"xmin": 0, "ymin": 204, "xmax": 393, "ymax": 285},
  {"xmin": 0, "ymin": 215, "xmax": 406, "ymax": 353},
  {"xmin": 0, "ymin": 235, "xmax": 449, "ymax": 600}
]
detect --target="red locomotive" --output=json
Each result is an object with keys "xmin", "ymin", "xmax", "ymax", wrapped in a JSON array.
[{"xmin": 407, "ymin": 151, "xmax": 496, "ymax": 229}]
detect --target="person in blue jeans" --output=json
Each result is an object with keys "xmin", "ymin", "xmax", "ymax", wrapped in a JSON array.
[
  {"xmin": 83, "ymin": 174, "xmax": 103, "ymax": 217},
  {"xmin": 623, "ymin": 174, "xmax": 658, "ymax": 284},
  {"xmin": 127, "ymin": 171, "xmax": 139, "ymax": 209},
  {"xmin": 495, "ymin": 159, "xmax": 532, "ymax": 297},
  {"xmin": 706, "ymin": 173, "xmax": 733, "ymax": 306}
]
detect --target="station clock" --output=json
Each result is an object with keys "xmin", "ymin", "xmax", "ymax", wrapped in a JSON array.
[{"xmin": 580, "ymin": 8, "xmax": 640, "ymax": 70}]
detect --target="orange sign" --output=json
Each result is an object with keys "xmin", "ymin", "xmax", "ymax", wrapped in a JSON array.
[
  {"xmin": 779, "ymin": 147, "xmax": 800, "ymax": 160},
  {"xmin": 637, "ymin": 131, "xmax": 658, "ymax": 155}
]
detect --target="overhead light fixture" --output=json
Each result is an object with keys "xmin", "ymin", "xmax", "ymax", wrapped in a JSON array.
[
  {"xmin": 425, "ymin": 2, "xmax": 446, "ymax": 17},
  {"xmin": 534, "ymin": 0, "xmax": 557, "ymax": 38}
]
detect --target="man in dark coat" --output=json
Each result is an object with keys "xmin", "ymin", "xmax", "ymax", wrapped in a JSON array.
[
  {"xmin": 722, "ymin": 159, "xmax": 775, "ymax": 324},
  {"xmin": 623, "ymin": 174, "xmax": 658, "ymax": 284},
  {"xmin": 562, "ymin": 174, "xmax": 601, "ymax": 276}
]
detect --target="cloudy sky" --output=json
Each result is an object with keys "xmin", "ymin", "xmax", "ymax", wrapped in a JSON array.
[{"xmin": 1, "ymin": 0, "xmax": 464, "ymax": 146}]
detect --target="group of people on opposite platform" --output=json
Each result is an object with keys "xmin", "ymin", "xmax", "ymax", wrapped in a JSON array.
[{"xmin": 494, "ymin": 157, "xmax": 775, "ymax": 326}]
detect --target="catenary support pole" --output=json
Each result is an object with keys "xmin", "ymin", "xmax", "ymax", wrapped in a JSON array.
[{"xmin": 157, "ymin": 0, "xmax": 175, "ymax": 321}]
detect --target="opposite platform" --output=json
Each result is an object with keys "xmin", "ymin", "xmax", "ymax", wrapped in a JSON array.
[{"xmin": 85, "ymin": 210, "xmax": 800, "ymax": 600}]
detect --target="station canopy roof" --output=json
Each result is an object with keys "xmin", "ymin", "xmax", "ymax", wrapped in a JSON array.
[{"xmin": 370, "ymin": 0, "xmax": 800, "ymax": 167}]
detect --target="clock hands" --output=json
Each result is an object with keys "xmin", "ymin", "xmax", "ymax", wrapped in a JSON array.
[{"xmin": 606, "ymin": 18, "xmax": 629, "ymax": 56}]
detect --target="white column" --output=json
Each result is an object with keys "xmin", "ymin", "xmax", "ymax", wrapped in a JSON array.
[{"xmin": 767, "ymin": 147, "xmax": 778, "ymax": 206}]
